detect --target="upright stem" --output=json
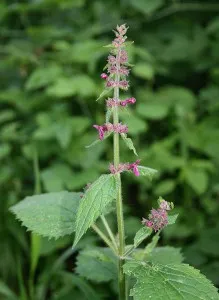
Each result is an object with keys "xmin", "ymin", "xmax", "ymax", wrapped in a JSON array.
[{"xmin": 113, "ymin": 48, "xmax": 126, "ymax": 300}]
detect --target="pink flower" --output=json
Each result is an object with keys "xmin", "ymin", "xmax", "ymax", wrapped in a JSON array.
[
  {"xmin": 119, "ymin": 66, "xmax": 129, "ymax": 76},
  {"xmin": 93, "ymin": 125, "xmax": 106, "ymax": 140},
  {"xmin": 119, "ymin": 97, "xmax": 136, "ymax": 107},
  {"xmin": 159, "ymin": 199, "xmax": 171, "ymax": 211},
  {"xmin": 114, "ymin": 123, "xmax": 128, "ymax": 134},
  {"xmin": 109, "ymin": 160, "xmax": 140, "ymax": 176},
  {"xmin": 93, "ymin": 123, "xmax": 128, "ymax": 140},
  {"xmin": 142, "ymin": 208, "xmax": 168, "ymax": 232},
  {"xmin": 120, "ymin": 100, "xmax": 127, "ymax": 107},
  {"xmin": 106, "ymin": 98, "xmax": 119, "ymax": 107},
  {"xmin": 101, "ymin": 73, "xmax": 108, "ymax": 79},
  {"xmin": 142, "ymin": 198, "xmax": 173, "ymax": 232},
  {"xmin": 108, "ymin": 55, "xmax": 116, "ymax": 64},
  {"xmin": 128, "ymin": 159, "xmax": 140, "ymax": 176},
  {"xmin": 127, "ymin": 97, "xmax": 136, "ymax": 104},
  {"xmin": 120, "ymin": 50, "xmax": 128, "ymax": 64},
  {"xmin": 119, "ymin": 80, "xmax": 129, "ymax": 90}
]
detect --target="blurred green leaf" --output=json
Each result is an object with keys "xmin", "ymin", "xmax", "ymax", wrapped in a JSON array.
[
  {"xmin": 133, "ymin": 63, "xmax": 154, "ymax": 80},
  {"xmin": 130, "ymin": 0, "xmax": 164, "ymax": 14},
  {"xmin": 25, "ymin": 65, "xmax": 62, "ymax": 91}
]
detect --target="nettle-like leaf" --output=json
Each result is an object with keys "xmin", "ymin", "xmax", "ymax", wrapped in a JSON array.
[
  {"xmin": 146, "ymin": 247, "xmax": 184, "ymax": 265},
  {"xmin": 121, "ymin": 133, "xmax": 138, "ymax": 156},
  {"xmin": 10, "ymin": 192, "xmax": 81, "ymax": 239},
  {"xmin": 124, "ymin": 261, "xmax": 219, "ymax": 300},
  {"xmin": 74, "ymin": 174, "xmax": 118, "ymax": 246},
  {"xmin": 134, "ymin": 227, "xmax": 152, "ymax": 248},
  {"xmin": 138, "ymin": 166, "xmax": 158, "ymax": 180},
  {"xmin": 133, "ymin": 246, "xmax": 183, "ymax": 265},
  {"xmin": 76, "ymin": 247, "xmax": 117, "ymax": 282}
]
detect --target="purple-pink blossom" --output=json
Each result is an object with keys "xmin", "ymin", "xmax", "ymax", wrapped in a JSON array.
[
  {"xmin": 109, "ymin": 160, "xmax": 140, "ymax": 176},
  {"xmin": 142, "ymin": 199, "xmax": 172, "ymax": 232},
  {"xmin": 101, "ymin": 73, "xmax": 108, "ymax": 79},
  {"xmin": 93, "ymin": 123, "xmax": 128, "ymax": 140},
  {"xmin": 120, "ymin": 97, "xmax": 136, "ymax": 107}
]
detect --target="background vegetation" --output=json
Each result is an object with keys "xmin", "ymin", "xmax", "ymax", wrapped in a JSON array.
[{"xmin": 1, "ymin": 0, "xmax": 219, "ymax": 299}]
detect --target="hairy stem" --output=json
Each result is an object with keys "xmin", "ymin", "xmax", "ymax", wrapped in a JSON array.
[
  {"xmin": 101, "ymin": 215, "xmax": 118, "ymax": 251},
  {"xmin": 92, "ymin": 224, "xmax": 118, "ymax": 255},
  {"xmin": 113, "ymin": 48, "xmax": 126, "ymax": 300}
]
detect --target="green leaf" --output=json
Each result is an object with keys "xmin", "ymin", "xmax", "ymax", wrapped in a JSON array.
[
  {"xmin": 133, "ymin": 63, "xmax": 154, "ymax": 80},
  {"xmin": 124, "ymin": 261, "xmax": 219, "ymax": 300},
  {"xmin": 61, "ymin": 272, "xmax": 102, "ymax": 300},
  {"xmin": 120, "ymin": 113, "xmax": 147, "ymax": 135},
  {"xmin": 76, "ymin": 247, "xmax": 117, "ymax": 282},
  {"xmin": 134, "ymin": 227, "xmax": 152, "ymax": 248},
  {"xmin": 144, "ymin": 233, "xmax": 160, "ymax": 255},
  {"xmin": 10, "ymin": 192, "xmax": 81, "ymax": 239},
  {"xmin": 25, "ymin": 65, "xmax": 62, "ymax": 91},
  {"xmin": 86, "ymin": 132, "xmax": 112, "ymax": 148},
  {"xmin": 0, "ymin": 280, "xmax": 17, "ymax": 300},
  {"xmin": 146, "ymin": 247, "xmax": 184, "ymax": 265},
  {"xmin": 168, "ymin": 214, "xmax": 179, "ymax": 225},
  {"xmin": 130, "ymin": 0, "xmax": 164, "ymax": 15},
  {"xmin": 185, "ymin": 167, "xmax": 208, "ymax": 195},
  {"xmin": 96, "ymin": 88, "xmax": 112, "ymax": 101},
  {"xmin": 137, "ymin": 102, "xmax": 169, "ymax": 120},
  {"xmin": 138, "ymin": 166, "xmax": 158, "ymax": 180},
  {"xmin": 154, "ymin": 180, "xmax": 175, "ymax": 195},
  {"xmin": 121, "ymin": 133, "xmax": 138, "ymax": 156},
  {"xmin": 46, "ymin": 75, "xmax": 96, "ymax": 98},
  {"xmin": 74, "ymin": 175, "xmax": 118, "ymax": 246}
]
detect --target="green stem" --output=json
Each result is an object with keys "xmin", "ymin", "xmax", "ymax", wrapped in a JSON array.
[
  {"xmin": 92, "ymin": 224, "xmax": 118, "ymax": 255},
  {"xmin": 100, "ymin": 215, "xmax": 118, "ymax": 251},
  {"xmin": 113, "ymin": 48, "xmax": 126, "ymax": 300},
  {"xmin": 29, "ymin": 146, "xmax": 42, "ymax": 300}
]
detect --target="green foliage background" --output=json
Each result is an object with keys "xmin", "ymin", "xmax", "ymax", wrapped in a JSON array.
[{"xmin": 1, "ymin": 0, "xmax": 219, "ymax": 298}]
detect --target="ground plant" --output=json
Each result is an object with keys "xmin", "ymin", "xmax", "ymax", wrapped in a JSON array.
[{"xmin": 10, "ymin": 24, "xmax": 219, "ymax": 300}]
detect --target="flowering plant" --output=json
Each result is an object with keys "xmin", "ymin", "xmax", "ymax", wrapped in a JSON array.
[{"xmin": 10, "ymin": 25, "xmax": 219, "ymax": 300}]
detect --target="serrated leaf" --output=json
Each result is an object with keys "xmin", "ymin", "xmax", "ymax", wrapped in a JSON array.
[
  {"xmin": 134, "ymin": 227, "xmax": 152, "ymax": 248},
  {"xmin": 76, "ymin": 247, "xmax": 117, "ymax": 282},
  {"xmin": 10, "ymin": 192, "xmax": 81, "ymax": 239},
  {"xmin": 168, "ymin": 214, "xmax": 179, "ymax": 225},
  {"xmin": 146, "ymin": 247, "xmax": 184, "ymax": 265},
  {"xmin": 138, "ymin": 166, "xmax": 158, "ymax": 179},
  {"xmin": 124, "ymin": 261, "xmax": 219, "ymax": 300},
  {"xmin": 74, "ymin": 175, "xmax": 118, "ymax": 246},
  {"xmin": 121, "ymin": 133, "xmax": 138, "ymax": 156}
]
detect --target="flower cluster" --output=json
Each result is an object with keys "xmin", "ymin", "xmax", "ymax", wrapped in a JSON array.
[
  {"xmin": 93, "ymin": 123, "xmax": 128, "ymax": 140},
  {"xmin": 109, "ymin": 160, "xmax": 140, "ymax": 176},
  {"xmin": 100, "ymin": 25, "xmax": 129, "ymax": 91},
  {"xmin": 142, "ymin": 198, "xmax": 172, "ymax": 232},
  {"xmin": 106, "ymin": 97, "xmax": 136, "ymax": 107}
]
